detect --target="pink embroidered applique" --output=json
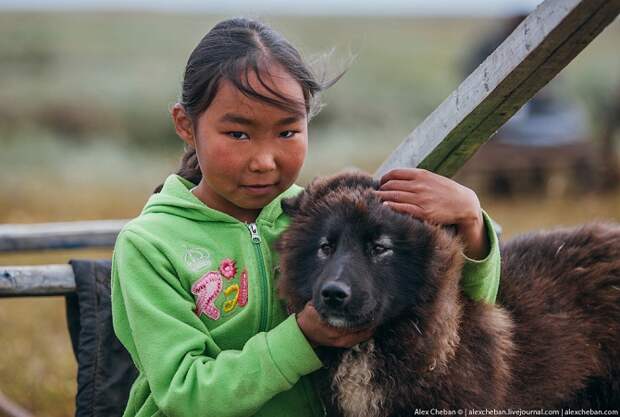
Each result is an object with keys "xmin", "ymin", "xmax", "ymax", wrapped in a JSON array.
[
  {"xmin": 191, "ymin": 271, "xmax": 222, "ymax": 320},
  {"xmin": 238, "ymin": 269, "xmax": 249, "ymax": 307},
  {"xmin": 219, "ymin": 258, "xmax": 237, "ymax": 279}
]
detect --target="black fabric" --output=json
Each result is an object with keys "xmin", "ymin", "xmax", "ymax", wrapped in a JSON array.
[{"xmin": 65, "ymin": 259, "xmax": 138, "ymax": 417}]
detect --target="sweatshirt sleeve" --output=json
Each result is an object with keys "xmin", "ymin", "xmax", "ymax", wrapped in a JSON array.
[
  {"xmin": 111, "ymin": 229, "xmax": 323, "ymax": 417},
  {"xmin": 459, "ymin": 210, "xmax": 501, "ymax": 304}
]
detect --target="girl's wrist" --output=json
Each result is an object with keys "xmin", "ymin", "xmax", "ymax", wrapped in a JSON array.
[
  {"xmin": 456, "ymin": 210, "xmax": 488, "ymax": 260},
  {"xmin": 457, "ymin": 205, "xmax": 483, "ymax": 231}
]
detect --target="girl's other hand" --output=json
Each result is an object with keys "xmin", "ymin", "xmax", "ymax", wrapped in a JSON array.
[
  {"xmin": 376, "ymin": 168, "xmax": 489, "ymax": 260},
  {"xmin": 296, "ymin": 302, "xmax": 375, "ymax": 348}
]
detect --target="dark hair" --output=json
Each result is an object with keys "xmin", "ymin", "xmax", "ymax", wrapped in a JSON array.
[{"xmin": 155, "ymin": 17, "xmax": 344, "ymax": 193}]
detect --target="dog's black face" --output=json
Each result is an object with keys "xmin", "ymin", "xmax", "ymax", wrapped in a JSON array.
[{"xmin": 277, "ymin": 172, "xmax": 435, "ymax": 330}]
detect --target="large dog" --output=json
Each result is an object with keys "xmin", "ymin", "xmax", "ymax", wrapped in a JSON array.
[{"xmin": 276, "ymin": 172, "xmax": 620, "ymax": 417}]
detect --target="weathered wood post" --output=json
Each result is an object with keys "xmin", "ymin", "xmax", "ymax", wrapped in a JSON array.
[{"xmin": 376, "ymin": 0, "xmax": 620, "ymax": 178}]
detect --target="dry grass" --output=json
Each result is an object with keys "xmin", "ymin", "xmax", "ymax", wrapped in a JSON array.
[
  {"xmin": 0, "ymin": 297, "xmax": 76, "ymax": 417},
  {"xmin": 482, "ymin": 191, "xmax": 620, "ymax": 239}
]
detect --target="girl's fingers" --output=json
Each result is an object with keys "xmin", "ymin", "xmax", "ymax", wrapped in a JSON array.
[
  {"xmin": 375, "ymin": 190, "xmax": 408, "ymax": 203},
  {"xmin": 378, "ymin": 179, "xmax": 424, "ymax": 193},
  {"xmin": 379, "ymin": 168, "xmax": 429, "ymax": 185},
  {"xmin": 376, "ymin": 190, "xmax": 428, "ymax": 206},
  {"xmin": 376, "ymin": 190, "xmax": 427, "ymax": 218},
  {"xmin": 340, "ymin": 328, "xmax": 375, "ymax": 347},
  {"xmin": 382, "ymin": 201, "xmax": 426, "ymax": 219},
  {"xmin": 356, "ymin": 328, "xmax": 376, "ymax": 339}
]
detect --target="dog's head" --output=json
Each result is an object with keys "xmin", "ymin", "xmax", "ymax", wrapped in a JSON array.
[{"xmin": 276, "ymin": 171, "xmax": 463, "ymax": 330}]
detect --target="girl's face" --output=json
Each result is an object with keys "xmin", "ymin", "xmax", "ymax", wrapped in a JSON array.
[{"xmin": 173, "ymin": 64, "xmax": 308, "ymax": 223}]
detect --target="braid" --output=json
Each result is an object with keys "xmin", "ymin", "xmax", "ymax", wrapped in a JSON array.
[
  {"xmin": 176, "ymin": 146, "xmax": 202, "ymax": 186},
  {"xmin": 153, "ymin": 146, "xmax": 202, "ymax": 193}
]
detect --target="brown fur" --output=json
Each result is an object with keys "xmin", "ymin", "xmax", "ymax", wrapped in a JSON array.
[{"xmin": 277, "ymin": 172, "xmax": 620, "ymax": 416}]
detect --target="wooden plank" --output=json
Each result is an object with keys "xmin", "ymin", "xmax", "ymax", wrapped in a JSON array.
[
  {"xmin": 0, "ymin": 219, "xmax": 128, "ymax": 252},
  {"xmin": 375, "ymin": 0, "xmax": 620, "ymax": 179},
  {"xmin": 0, "ymin": 265, "xmax": 76, "ymax": 297},
  {"xmin": 0, "ymin": 389, "xmax": 35, "ymax": 417}
]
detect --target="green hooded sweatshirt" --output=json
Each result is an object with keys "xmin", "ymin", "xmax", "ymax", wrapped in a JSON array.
[{"xmin": 111, "ymin": 174, "xmax": 501, "ymax": 417}]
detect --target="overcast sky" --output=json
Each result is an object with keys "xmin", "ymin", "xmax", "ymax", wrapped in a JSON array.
[{"xmin": 0, "ymin": 0, "xmax": 542, "ymax": 16}]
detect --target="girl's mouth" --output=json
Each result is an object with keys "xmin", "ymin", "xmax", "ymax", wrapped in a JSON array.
[{"xmin": 241, "ymin": 183, "xmax": 278, "ymax": 195}]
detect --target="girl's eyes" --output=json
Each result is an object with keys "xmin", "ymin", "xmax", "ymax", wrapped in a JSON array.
[
  {"xmin": 279, "ymin": 130, "xmax": 298, "ymax": 139},
  {"xmin": 227, "ymin": 131, "xmax": 249, "ymax": 140},
  {"xmin": 225, "ymin": 131, "xmax": 299, "ymax": 140}
]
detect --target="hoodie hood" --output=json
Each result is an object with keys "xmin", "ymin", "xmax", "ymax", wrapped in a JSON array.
[{"xmin": 141, "ymin": 174, "xmax": 303, "ymax": 224}]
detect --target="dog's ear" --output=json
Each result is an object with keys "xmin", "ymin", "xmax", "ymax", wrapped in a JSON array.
[
  {"xmin": 282, "ymin": 177, "xmax": 322, "ymax": 216},
  {"xmin": 282, "ymin": 172, "xmax": 377, "ymax": 217},
  {"xmin": 281, "ymin": 192, "xmax": 305, "ymax": 217}
]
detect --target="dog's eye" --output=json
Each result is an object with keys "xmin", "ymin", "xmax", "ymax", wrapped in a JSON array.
[
  {"xmin": 371, "ymin": 244, "xmax": 387, "ymax": 256},
  {"xmin": 371, "ymin": 235, "xmax": 394, "ymax": 258},
  {"xmin": 318, "ymin": 237, "xmax": 333, "ymax": 258},
  {"xmin": 319, "ymin": 243, "xmax": 332, "ymax": 256}
]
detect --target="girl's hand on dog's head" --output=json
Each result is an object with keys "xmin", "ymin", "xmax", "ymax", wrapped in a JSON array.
[
  {"xmin": 376, "ymin": 168, "xmax": 489, "ymax": 260},
  {"xmin": 296, "ymin": 302, "xmax": 375, "ymax": 348},
  {"xmin": 376, "ymin": 168, "xmax": 480, "ymax": 226}
]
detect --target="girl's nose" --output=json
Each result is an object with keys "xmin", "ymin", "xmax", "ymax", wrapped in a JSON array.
[{"xmin": 248, "ymin": 152, "xmax": 277, "ymax": 173}]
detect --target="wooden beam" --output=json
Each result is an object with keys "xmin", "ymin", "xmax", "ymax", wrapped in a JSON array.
[
  {"xmin": 0, "ymin": 219, "xmax": 128, "ymax": 252},
  {"xmin": 0, "ymin": 389, "xmax": 36, "ymax": 417},
  {"xmin": 0, "ymin": 265, "xmax": 75, "ymax": 297},
  {"xmin": 376, "ymin": 0, "xmax": 620, "ymax": 178}
]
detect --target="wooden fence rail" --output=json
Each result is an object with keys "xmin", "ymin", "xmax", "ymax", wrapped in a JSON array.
[
  {"xmin": 0, "ymin": 265, "xmax": 76, "ymax": 297},
  {"xmin": 0, "ymin": 219, "xmax": 128, "ymax": 252},
  {"xmin": 0, "ymin": 220, "xmax": 128, "ymax": 297}
]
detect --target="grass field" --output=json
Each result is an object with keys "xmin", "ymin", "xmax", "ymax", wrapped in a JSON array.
[{"xmin": 0, "ymin": 10, "xmax": 619, "ymax": 417}]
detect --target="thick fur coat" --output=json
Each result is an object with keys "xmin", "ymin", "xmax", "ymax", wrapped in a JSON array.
[{"xmin": 276, "ymin": 172, "xmax": 620, "ymax": 417}]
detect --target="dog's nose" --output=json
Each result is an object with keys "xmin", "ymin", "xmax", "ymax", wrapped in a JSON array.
[{"xmin": 320, "ymin": 282, "xmax": 351, "ymax": 308}]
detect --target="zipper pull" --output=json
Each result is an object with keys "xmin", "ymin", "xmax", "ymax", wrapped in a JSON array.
[{"xmin": 247, "ymin": 223, "xmax": 261, "ymax": 243}]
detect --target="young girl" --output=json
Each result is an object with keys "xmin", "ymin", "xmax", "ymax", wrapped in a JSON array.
[{"xmin": 111, "ymin": 17, "xmax": 500, "ymax": 417}]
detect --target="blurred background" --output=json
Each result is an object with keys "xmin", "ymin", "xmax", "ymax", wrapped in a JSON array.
[{"xmin": 0, "ymin": 1, "xmax": 618, "ymax": 415}]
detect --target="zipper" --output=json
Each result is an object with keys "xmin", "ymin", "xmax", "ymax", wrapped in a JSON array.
[
  {"xmin": 248, "ymin": 221, "xmax": 325, "ymax": 416},
  {"xmin": 247, "ymin": 222, "xmax": 270, "ymax": 332}
]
